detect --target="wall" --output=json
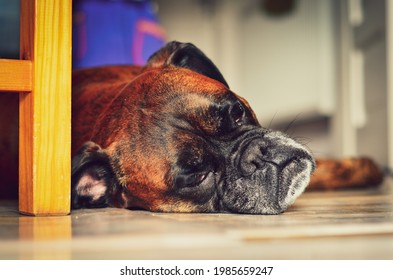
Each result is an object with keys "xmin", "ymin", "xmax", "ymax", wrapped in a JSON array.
[
  {"xmin": 333, "ymin": 0, "xmax": 389, "ymax": 167},
  {"xmin": 355, "ymin": 0, "xmax": 388, "ymax": 165}
]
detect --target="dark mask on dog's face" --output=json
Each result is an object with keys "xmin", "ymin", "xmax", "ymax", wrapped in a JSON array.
[{"xmin": 71, "ymin": 41, "xmax": 316, "ymax": 214}]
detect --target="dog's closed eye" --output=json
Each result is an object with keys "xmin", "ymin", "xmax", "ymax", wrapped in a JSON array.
[{"xmin": 230, "ymin": 101, "xmax": 245, "ymax": 126}]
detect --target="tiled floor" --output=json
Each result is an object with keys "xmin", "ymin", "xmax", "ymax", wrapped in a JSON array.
[{"xmin": 1, "ymin": 177, "xmax": 393, "ymax": 259}]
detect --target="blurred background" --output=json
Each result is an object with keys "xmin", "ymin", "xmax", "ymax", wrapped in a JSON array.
[{"xmin": 0, "ymin": 0, "xmax": 391, "ymax": 173}]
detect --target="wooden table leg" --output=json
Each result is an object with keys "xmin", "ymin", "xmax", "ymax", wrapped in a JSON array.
[{"xmin": 19, "ymin": 0, "xmax": 72, "ymax": 215}]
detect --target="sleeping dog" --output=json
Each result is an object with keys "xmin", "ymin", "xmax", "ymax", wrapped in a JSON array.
[
  {"xmin": 0, "ymin": 42, "xmax": 382, "ymax": 212},
  {"xmin": 71, "ymin": 41, "xmax": 316, "ymax": 214}
]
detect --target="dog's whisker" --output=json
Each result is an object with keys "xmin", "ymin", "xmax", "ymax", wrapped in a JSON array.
[
  {"xmin": 267, "ymin": 111, "xmax": 278, "ymax": 130},
  {"xmin": 284, "ymin": 113, "xmax": 302, "ymax": 134}
]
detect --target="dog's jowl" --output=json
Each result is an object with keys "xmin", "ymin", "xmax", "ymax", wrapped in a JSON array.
[{"xmin": 70, "ymin": 42, "xmax": 316, "ymax": 214}]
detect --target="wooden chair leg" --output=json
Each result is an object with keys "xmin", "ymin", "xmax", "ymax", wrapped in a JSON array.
[{"xmin": 19, "ymin": 0, "xmax": 72, "ymax": 215}]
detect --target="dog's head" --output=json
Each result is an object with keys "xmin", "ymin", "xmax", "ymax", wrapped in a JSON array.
[{"xmin": 71, "ymin": 41, "xmax": 316, "ymax": 214}]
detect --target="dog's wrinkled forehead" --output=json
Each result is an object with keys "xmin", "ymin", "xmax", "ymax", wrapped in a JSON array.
[
  {"xmin": 151, "ymin": 75, "xmax": 256, "ymax": 139},
  {"xmin": 136, "ymin": 68, "xmax": 257, "ymax": 140}
]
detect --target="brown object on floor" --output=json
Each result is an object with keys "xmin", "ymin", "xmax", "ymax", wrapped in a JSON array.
[{"xmin": 308, "ymin": 157, "xmax": 384, "ymax": 191}]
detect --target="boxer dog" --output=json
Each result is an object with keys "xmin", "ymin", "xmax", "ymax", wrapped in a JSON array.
[{"xmin": 71, "ymin": 41, "xmax": 316, "ymax": 214}]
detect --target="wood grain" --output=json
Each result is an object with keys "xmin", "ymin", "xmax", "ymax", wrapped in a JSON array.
[
  {"xmin": 0, "ymin": 59, "xmax": 32, "ymax": 92},
  {"xmin": 19, "ymin": 0, "xmax": 71, "ymax": 215}
]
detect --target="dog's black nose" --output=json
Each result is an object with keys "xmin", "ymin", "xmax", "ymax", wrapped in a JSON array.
[
  {"xmin": 237, "ymin": 135, "xmax": 314, "ymax": 177},
  {"xmin": 238, "ymin": 138, "xmax": 267, "ymax": 176}
]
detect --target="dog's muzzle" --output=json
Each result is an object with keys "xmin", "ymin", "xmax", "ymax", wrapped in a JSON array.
[{"xmin": 221, "ymin": 129, "xmax": 316, "ymax": 214}]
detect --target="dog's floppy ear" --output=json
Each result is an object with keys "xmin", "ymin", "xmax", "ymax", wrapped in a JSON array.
[
  {"xmin": 71, "ymin": 142, "xmax": 115, "ymax": 209},
  {"xmin": 146, "ymin": 41, "xmax": 229, "ymax": 88}
]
